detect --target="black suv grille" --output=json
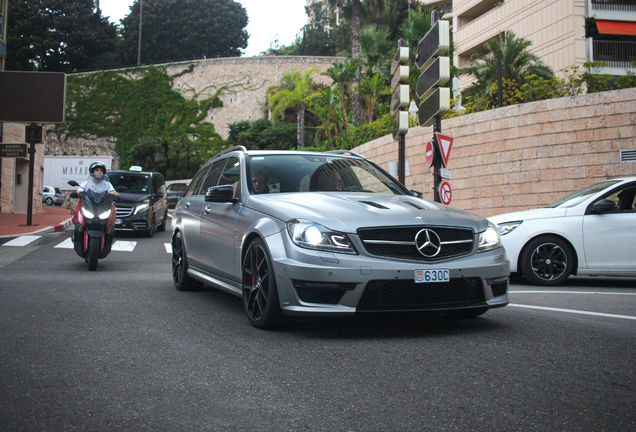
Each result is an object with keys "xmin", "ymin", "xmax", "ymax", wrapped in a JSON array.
[
  {"xmin": 357, "ymin": 226, "xmax": 474, "ymax": 262},
  {"xmin": 115, "ymin": 206, "xmax": 134, "ymax": 218},
  {"xmin": 357, "ymin": 278, "xmax": 485, "ymax": 311}
]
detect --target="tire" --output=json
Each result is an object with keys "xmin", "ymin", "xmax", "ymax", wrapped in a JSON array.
[
  {"xmin": 87, "ymin": 236, "xmax": 100, "ymax": 271},
  {"xmin": 242, "ymin": 238, "xmax": 284, "ymax": 329},
  {"xmin": 520, "ymin": 236, "xmax": 574, "ymax": 286},
  {"xmin": 172, "ymin": 231, "xmax": 204, "ymax": 291},
  {"xmin": 146, "ymin": 214, "xmax": 156, "ymax": 237},
  {"xmin": 157, "ymin": 209, "xmax": 168, "ymax": 232},
  {"xmin": 444, "ymin": 307, "xmax": 488, "ymax": 319},
  {"xmin": 45, "ymin": 197, "xmax": 54, "ymax": 206}
]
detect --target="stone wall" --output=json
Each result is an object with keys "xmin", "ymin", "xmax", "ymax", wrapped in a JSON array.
[
  {"xmin": 45, "ymin": 56, "xmax": 343, "ymax": 162},
  {"xmin": 352, "ymin": 88, "xmax": 636, "ymax": 218}
]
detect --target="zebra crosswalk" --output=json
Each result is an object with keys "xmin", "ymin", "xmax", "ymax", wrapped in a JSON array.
[{"xmin": 3, "ymin": 235, "xmax": 172, "ymax": 253}]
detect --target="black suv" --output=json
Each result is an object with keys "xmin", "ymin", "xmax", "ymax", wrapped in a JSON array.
[{"xmin": 108, "ymin": 168, "xmax": 168, "ymax": 237}]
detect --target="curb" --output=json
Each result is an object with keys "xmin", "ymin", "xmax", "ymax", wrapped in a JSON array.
[
  {"xmin": 54, "ymin": 217, "xmax": 74, "ymax": 232},
  {"xmin": 0, "ymin": 217, "xmax": 74, "ymax": 239}
]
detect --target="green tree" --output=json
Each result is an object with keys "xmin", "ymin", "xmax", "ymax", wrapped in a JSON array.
[
  {"xmin": 327, "ymin": 0, "xmax": 363, "ymax": 126},
  {"xmin": 50, "ymin": 66, "xmax": 224, "ymax": 179},
  {"xmin": 359, "ymin": 24, "xmax": 393, "ymax": 79},
  {"xmin": 119, "ymin": 0, "xmax": 248, "ymax": 65},
  {"xmin": 358, "ymin": 74, "xmax": 391, "ymax": 123},
  {"xmin": 460, "ymin": 30, "xmax": 554, "ymax": 109},
  {"xmin": 267, "ymin": 69, "xmax": 321, "ymax": 149},
  {"xmin": 6, "ymin": 0, "xmax": 118, "ymax": 72},
  {"xmin": 324, "ymin": 60, "xmax": 360, "ymax": 134}
]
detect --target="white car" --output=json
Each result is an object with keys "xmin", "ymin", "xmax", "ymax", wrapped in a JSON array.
[{"xmin": 489, "ymin": 177, "xmax": 636, "ymax": 286}]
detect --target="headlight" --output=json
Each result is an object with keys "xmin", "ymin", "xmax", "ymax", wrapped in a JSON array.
[
  {"xmin": 99, "ymin": 209, "xmax": 112, "ymax": 220},
  {"xmin": 497, "ymin": 221, "xmax": 522, "ymax": 236},
  {"xmin": 134, "ymin": 202, "xmax": 149, "ymax": 214},
  {"xmin": 287, "ymin": 219, "xmax": 357, "ymax": 254},
  {"xmin": 82, "ymin": 208, "xmax": 95, "ymax": 219},
  {"xmin": 478, "ymin": 223, "xmax": 501, "ymax": 252}
]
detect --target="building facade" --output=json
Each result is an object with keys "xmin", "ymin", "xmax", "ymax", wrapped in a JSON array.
[{"xmin": 452, "ymin": 0, "xmax": 636, "ymax": 87}]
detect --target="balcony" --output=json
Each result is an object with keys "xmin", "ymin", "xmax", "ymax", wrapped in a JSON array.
[
  {"xmin": 588, "ymin": 0, "xmax": 636, "ymax": 21},
  {"xmin": 588, "ymin": 39, "xmax": 636, "ymax": 74}
]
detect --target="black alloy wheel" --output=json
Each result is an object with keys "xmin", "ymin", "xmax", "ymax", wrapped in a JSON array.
[
  {"xmin": 146, "ymin": 214, "xmax": 156, "ymax": 237},
  {"xmin": 242, "ymin": 238, "xmax": 284, "ymax": 329},
  {"xmin": 157, "ymin": 209, "xmax": 168, "ymax": 232},
  {"xmin": 172, "ymin": 231, "xmax": 203, "ymax": 291},
  {"xmin": 520, "ymin": 235, "xmax": 574, "ymax": 286}
]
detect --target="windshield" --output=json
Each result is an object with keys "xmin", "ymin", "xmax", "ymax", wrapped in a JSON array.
[
  {"xmin": 547, "ymin": 180, "xmax": 622, "ymax": 208},
  {"xmin": 109, "ymin": 173, "xmax": 150, "ymax": 194},
  {"xmin": 247, "ymin": 154, "xmax": 407, "ymax": 195}
]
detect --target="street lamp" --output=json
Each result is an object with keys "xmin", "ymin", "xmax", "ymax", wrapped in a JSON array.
[{"xmin": 137, "ymin": 0, "xmax": 143, "ymax": 66}]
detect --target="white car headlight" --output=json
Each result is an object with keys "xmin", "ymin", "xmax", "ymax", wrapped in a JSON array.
[
  {"xmin": 478, "ymin": 223, "xmax": 501, "ymax": 252},
  {"xmin": 134, "ymin": 202, "xmax": 149, "ymax": 214},
  {"xmin": 287, "ymin": 219, "xmax": 357, "ymax": 254},
  {"xmin": 497, "ymin": 221, "xmax": 523, "ymax": 236},
  {"xmin": 82, "ymin": 208, "xmax": 95, "ymax": 219},
  {"xmin": 99, "ymin": 209, "xmax": 112, "ymax": 220}
]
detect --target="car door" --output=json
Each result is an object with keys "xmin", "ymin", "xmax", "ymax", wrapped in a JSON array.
[
  {"xmin": 178, "ymin": 164, "xmax": 213, "ymax": 268},
  {"xmin": 198, "ymin": 156, "xmax": 242, "ymax": 282},
  {"xmin": 582, "ymin": 184, "xmax": 636, "ymax": 271}
]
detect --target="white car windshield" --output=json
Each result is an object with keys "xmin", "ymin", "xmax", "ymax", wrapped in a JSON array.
[
  {"xmin": 248, "ymin": 154, "xmax": 407, "ymax": 195},
  {"xmin": 547, "ymin": 180, "xmax": 622, "ymax": 208}
]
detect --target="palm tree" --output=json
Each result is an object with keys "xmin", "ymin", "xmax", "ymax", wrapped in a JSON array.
[
  {"xmin": 460, "ymin": 31, "xmax": 554, "ymax": 107},
  {"xmin": 359, "ymin": 74, "xmax": 391, "ymax": 123},
  {"xmin": 326, "ymin": 0, "xmax": 363, "ymax": 126},
  {"xmin": 267, "ymin": 69, "xmax": 320, "ymax": 149},
  {"xmin": 324, "ymin": 60, "xmax": 360, "ymax": 134},
  {"xmin": 359, "ymin": 24, "xmax": 393, "ymax": 79}
]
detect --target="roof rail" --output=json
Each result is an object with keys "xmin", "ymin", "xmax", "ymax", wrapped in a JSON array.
[
  {"xmin": 325, "ymin": 150, "xmax": 366, "ymax": 159},
  {"xmin": 206, "ymin": 145, "xmax": 248, "ymax": 164}
]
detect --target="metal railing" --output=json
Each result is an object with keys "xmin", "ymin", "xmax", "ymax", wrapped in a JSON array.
[
  {"xmin": 591, "ymin": 0, "xmax": 636, "ymax": 11},
  {"xmin": 593, "ymin": 40, "xmax": 636, "ymax": 68}
]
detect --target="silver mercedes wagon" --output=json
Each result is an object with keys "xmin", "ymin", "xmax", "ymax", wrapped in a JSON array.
[{"xmin": 171, "ymin": 147, "xmax": 510, "ymax": 329}]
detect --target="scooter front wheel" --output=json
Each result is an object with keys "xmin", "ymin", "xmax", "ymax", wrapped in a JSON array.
[{"xmin": 88, "ymin": 236, "xmax": 100, "ymax": 271}]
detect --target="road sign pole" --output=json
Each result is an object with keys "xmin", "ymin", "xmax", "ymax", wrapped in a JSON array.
[
  {"xmin": 24, "ymin": 124, "xmax": 43, "ymax": 227},
  {"xmin": 431, "ymin": 11, "xmax": 442, "ymax": 203},
  {"xmin": 399, "ymin": 133, "xmax": 405, "ymax": 184}
]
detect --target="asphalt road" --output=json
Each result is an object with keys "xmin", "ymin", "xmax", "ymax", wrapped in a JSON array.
[{"xmin": 1, "ymin": 228, "xmax": 635, "ymax": 431}]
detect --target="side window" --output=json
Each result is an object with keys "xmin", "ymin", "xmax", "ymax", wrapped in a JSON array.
[
  {"xmin": 218, "ymin": 157, "xmax": 241, "ymax": 197},
  {"xmin": 199, "ymin": 159, "xmax": 226, "ymax": 194},
  {"xmin": 613, "ymin": 186, "xmax": 636, "ymax": 212},
  {"xmin": 183, "ymin": 165, "xmax": 210, "ymax": 198},
  {"xmin": 154, "ymin": 174, "xmax": 166, "ymax": 194}
]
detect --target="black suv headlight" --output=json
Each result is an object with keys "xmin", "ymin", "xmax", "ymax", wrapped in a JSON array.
[{"xmin": 287, "ymin": 219, "xmax": 357, "ymax": 254}]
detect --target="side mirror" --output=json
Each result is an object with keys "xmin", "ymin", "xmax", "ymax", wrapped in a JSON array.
[
  {"xmin": 590, "ymin": 199, "xmax": 616, "ymax": 214},
  {"xmin": 154, "ymin": 192, "xmax": 164, "ymax": 198},
  {"xmin": 410, "ymin": 189, "xmax": 423, "ymax": 198},
  {"xmin": 205, "ymin": 185, "xmax": 235, "ymax": 203},
  {"xmin": 68, "ymin": 180, "xmax": 79, "ymax": 187},
  {"xmin": 70, "ymin": 192, "xmax": 79, "ymax": 199}
]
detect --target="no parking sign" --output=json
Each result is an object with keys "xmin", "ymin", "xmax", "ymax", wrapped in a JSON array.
[{"xmin": 438, "ymin": 180, "xmax": 452, "ymax": 205}]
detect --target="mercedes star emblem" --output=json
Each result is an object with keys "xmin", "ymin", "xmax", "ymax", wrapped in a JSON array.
[{"xmin": 415, "ymin": 229, "xmax": 442, "ymax": 257}]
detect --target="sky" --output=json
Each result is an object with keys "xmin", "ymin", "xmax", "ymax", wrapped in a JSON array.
[{"xmin": 99, "ymin": 0, "xmax": 309, "ymax": 57}]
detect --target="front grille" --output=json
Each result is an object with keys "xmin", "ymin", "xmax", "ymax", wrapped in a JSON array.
[
  {"xmin": 357, "ymin": 226, "xmax": 474, "ymax": 261},
  {"xmin": 357, "ymin": 278, "xmax": 485, "ymax": 311},
  {"xmin": 491, "ymin": 281, "xmax": 508, "ymax": 297},
  {"xmin": 116, "ymin": 206, "xmax": 134, "ymax": 218}
]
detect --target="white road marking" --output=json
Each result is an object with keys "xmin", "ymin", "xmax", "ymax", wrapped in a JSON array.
[
  {"xmin": 509, "ymin": 304, "xmax": 636, "ymax": 321},
  {"xmin": 54, "ymin": 238, "xmax": 137, "ymax": 251},
  {"xmin": 3, "ymin": 236, "xmax": 41, "ymax": 247},
  {"xmin": 55, "ymin": 238, "xmax": 74, "ymax": 248},
  {"xmin": 164, "ymin": 243, "xmax": 172, "ymax": 253}
]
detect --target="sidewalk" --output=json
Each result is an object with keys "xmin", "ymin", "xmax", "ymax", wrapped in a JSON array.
[{"xmin": 0, "ymin": 206, "xmax": 74, "ymax": 238}]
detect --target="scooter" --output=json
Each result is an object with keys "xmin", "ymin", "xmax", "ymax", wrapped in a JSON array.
[{"xmin": 68, "ymin": 180, "xmax": 118, "ymax": 271}]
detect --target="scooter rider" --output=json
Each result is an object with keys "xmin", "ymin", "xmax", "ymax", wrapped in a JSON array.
[{"xmin": 78, "ymin": 162, "xmax": 119, "ymax": 196}]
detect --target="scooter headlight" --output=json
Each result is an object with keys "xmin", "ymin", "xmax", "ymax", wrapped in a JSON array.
[
  {"xmin": 82, "ymin": 208, "xmax": 95, "ymax": 219},
  {"xmin": 99, "ymin": 209, "xmax": 112, "ymax": 220}
]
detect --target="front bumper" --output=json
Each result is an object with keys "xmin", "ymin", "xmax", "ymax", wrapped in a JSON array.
[{"xmin": 265, "ymin": 231, "xmax": 511, "ymax": 317}]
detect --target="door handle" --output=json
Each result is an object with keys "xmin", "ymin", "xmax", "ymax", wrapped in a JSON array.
[
  {"xmin": 184, "ymin": 201, "xmax": 192, "ymax": 208},
  {"xmin": 203, "ymin": 205, "xmax": 211, "ymax": 215}
]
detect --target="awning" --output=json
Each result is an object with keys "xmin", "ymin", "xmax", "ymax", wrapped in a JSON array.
[{"xmin": 596, "ymin": 20, "xmax": 636, "ymax": 36}]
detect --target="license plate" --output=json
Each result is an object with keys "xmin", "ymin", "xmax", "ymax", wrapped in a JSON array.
[
  {"xmin": 116, "ymin": 218, "xmax": 122, "ymax": 225},
  {"xmin": 415, "ymin": 268, "xmax": 450, "ymax": 283}
]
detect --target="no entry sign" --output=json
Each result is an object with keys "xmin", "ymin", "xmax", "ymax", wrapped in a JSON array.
[
  {"xmin": 438, "ymin": 181, "xmax": 452, "ymax": 205},
  {"xmin": 425, "ymin": 141, "xmax": 435, "ymax": 167}
]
